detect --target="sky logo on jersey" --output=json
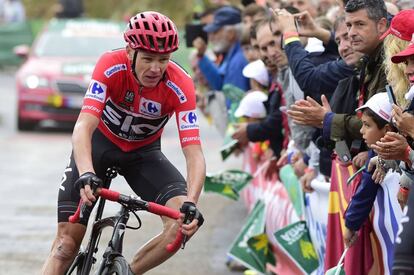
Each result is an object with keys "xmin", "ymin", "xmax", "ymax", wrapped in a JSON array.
[
  {"xmin": 179, "ymin": 110, "xmax": 199, "ymax": 131},
  {"xmin": 104, "ymin": 64, "xmax": 127, "ymax": 78},
  {"xmin": 139, "ymin": 97, "xmax": 161, "ymax": 116},
  {"xmin": 166, "ymin": 80, "xmax": 187, "ymax": 103},
  {"xmin": 85, "ymin": 80, "xmax": 107, "ymax": 103}
]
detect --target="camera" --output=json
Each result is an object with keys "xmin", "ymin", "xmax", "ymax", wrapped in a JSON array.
[{"xmin": 184, "ymin": 23, "xmax": 208, "ymax": 48}]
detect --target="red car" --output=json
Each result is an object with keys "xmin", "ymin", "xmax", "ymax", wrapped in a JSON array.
[{"xmin": 15, "ymin": 18, "xmax": 125, "ymax": 130}]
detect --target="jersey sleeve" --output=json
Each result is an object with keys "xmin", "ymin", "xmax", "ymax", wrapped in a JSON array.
[
  {"xmin": 80, "ymin": 52, "xmax": 113, "ymax": 118},
  {"xmin": 171, "ymin": 72, "xmax": 201, "ymax": 147}
]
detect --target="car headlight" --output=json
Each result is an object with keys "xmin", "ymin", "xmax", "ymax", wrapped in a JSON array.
[{"xmin": 24, "ymin": 75, "xmax": 50, "ymax": 89}]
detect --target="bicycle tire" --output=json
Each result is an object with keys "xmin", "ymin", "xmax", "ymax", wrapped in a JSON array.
[{"xmin": 101, "ymin": 256, "xmax": 131, "ymax": 275}]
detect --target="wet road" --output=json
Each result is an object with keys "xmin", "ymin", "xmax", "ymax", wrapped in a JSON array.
[{"xmin": 0, "ymin": 71, "xmax": 246, "ymax": 274}]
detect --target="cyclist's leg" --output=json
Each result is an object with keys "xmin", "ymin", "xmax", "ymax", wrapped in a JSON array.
[
  {"xmin": 42, "ymin": 153, "xmax": 89, "ymax": 274},
  {"xmin": 42, "ymin": 222, "xmax": 87, "ymax": 274},
  {"xmin": 42, "ymin": 130, "xmax": 113, "ymax": 274},
  {"xmin": 121, "ymin": 144, "xmax": 187, "ymax": 274}
]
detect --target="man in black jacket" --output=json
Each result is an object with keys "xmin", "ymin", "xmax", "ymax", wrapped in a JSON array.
[{"xmin": 232, "ymin": 18, "xmax": 286, "ymax": 161}]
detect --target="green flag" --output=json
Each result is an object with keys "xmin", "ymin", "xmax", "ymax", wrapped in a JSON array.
[
  {"xmin": 204, "ymin": 170, "xmax": 252, "ymax": 200},
  {"xmin": 220, "ymin": 123, "xmax": 239, "ymax": 161},
  {"xmin": 279, "ymin": 165, "xmax": 304, "ymax": 218},
  {"xmin": 274, "ymin": 221, "xmax": 319, "ymax": 275},
  {"xmin": 228, "ymin": 201, "xmax": 268, "ymax": 274},
  {"xmin": 247, "ymin": 233, "xmax": 276, "ymax": 271},
  {"xmin": 222, "ymin": 83, "xmax": 245, "ymax": 104}
]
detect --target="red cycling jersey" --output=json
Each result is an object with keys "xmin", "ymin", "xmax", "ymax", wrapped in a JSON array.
[{"xmin": 81, "ymin": 49, "xmax": 201, "ymax": 152}]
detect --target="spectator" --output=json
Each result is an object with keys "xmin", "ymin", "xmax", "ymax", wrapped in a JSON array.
[
  {"xmin": 3, "ymin": 0, "xmax": 25, "ymax": 23},
  {"xmin": 385, "ymin": 1, "xmax": 400, "ymax": 15},
  {"xmin": 396, "ymin": 0, "xmax": 414, "ymax": 10},
  {"xmin": 286, "ymin": 0, "xmax": 318, "ymax": 18},
  {"xmin": 241, "ymin": 2, "xmax": 269, "ymax": 33},
  {"xmin": 277, "ymin": 11, "xmax": 357, "ymax": 100},
  {"xmin": 266, "ymin": 0, "xmax": 284, "ymax": 10},
  {"xmin": 288, "ymin": 0, "xmax": 389, "ymax": 169},
  {"xmin": 231, "ymin": 18, "xmax": 286, "ymax": 163},
  {"xmin": 343, "ymin": 92, "xmax": 396, "ymax": 246},
  {"xmin": 242, "ymin": 59, "xmax": 269, "ymax": 91},
  {"xmin": 55, "ymin": 0, "xmax": 83, "ymax": 18},
  {"xmin": 194, "ymin": 6, "xmax": 250, "ymax": 93},
  {"xmin": 382, "ymin": 9, "xmax": 414, "ymax": 106}
]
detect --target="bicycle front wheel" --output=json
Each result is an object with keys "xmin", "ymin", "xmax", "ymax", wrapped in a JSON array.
[{"xmin": 101, "ymin": 256, "xmax": 131, "ymax": 275}]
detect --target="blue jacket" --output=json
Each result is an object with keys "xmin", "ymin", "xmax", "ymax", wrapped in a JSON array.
[
  {"xmin": 198, "ymin": 41, "xmax": 250, "ymax": 92},
  {"xmin": 345, "ymin": 150, "xmax": 379, "ymax": 231},
  {"xmin": 284, "ymin": 34, "xmax": 356, "ymax": 100}
]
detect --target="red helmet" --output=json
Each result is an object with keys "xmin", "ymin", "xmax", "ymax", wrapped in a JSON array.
[{"xmin": 124, "ymin": 11, "xmax": 179, "ymax": 54}]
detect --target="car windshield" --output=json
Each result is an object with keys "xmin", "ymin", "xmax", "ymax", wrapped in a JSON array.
[{"xmin": 34, "ymin": 22, "xmax": 125, "ymax": 57}]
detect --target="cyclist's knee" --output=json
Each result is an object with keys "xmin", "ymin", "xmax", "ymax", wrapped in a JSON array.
[
  {"xmin": 162, "ymin": 219, "xmax": 180, "ymax": 241},
  {"xmin": 51, "ymin": 234, "xmax": 80, "ymax": 262}
]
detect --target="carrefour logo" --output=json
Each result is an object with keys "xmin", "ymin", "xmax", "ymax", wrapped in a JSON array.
[
  {"xmin": 179, "ymin": 110, "xmax": 199, "ymax": 131},
  {"xmin": 166, "ymin": 80, "xmax": 187, "ymax": 103},
  {"xmin": 139, "ymin": 97, "xmax": 161, "ymax": 116},
  {"xmin": 85, "ymin": 79, "xmax": 107, "ymax": 103},
  {"xmin": 104, "ymin": 64, "xmax": 127, "ymax": 78}
]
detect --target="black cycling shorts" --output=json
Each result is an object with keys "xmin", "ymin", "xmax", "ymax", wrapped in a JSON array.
[{"xmin": 57, "ymin": 130, "xmax": 187, "ymax": 225}]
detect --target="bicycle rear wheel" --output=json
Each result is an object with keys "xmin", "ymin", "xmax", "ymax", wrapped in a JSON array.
[{"xmin": 101, "ymin": 256, "xmax": 131, "ymax": 275}]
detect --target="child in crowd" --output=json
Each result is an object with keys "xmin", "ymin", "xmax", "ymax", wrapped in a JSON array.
[
  {"xmin": 235, "ymin": 91, "xmax": 270, "ymax": 163},
  {"xmin": 343, "ymin": 92, "xmax": 397, "ymax": 246}
]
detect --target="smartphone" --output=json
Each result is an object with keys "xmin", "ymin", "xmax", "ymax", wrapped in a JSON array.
[
  {"xmin": 386, "ymin": 84, "xmax": 396, "ymax": 105},
  {"xmin": 184, "ymin": 23, "xmax": 208, "ymax": 48},
  {"xmin": 335, "ymin": 140, "xmax": 352, "ymax": 163}
]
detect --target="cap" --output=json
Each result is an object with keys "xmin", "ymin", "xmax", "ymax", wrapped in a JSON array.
[
  {"xmin": 391, "ymin": 33, "xmax": 414, "ymax": 63},
  {"xmin": 234, "ymin": 91, "xmax": 268, "ymax": 118},
  {"xmin": 203, "ymin": 6, "xmax": 241, "ymax": 33},
  {"xmin": 380, "ymin": 9, "xmax": 414, "ymax": 41},
  {"xmin": 356, "ymin": 92, "xmax": 392, "ymax": 122},
  {"xmin": 242, "ymin": 60, "xmax": 269, "ymax": 87}
]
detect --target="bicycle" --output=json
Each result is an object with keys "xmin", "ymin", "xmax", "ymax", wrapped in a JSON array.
[{"xmin": 65, "ymin": 167, "xmax": 184, "ymax": 275}]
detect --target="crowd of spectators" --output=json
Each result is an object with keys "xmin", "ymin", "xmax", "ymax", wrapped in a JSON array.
[{"xmin": 189, "ymin": 0, "xmax": 414, "ymax": 273}]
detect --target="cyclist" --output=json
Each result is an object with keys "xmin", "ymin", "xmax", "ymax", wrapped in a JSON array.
[{"xmin": 41, "ymin": 11, "xmax": 206, "ymax": 275}]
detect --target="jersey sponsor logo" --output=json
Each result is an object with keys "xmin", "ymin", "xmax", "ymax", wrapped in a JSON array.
[
  {"xmin": 139, "ymin": 97, "xmax": 161, "ymax": 117},
  {"xmin": 124, "ymin": 90, "xmax": 135, "ymax": 103},
  {"xmin": 85, "ymin": 80, "xmax": 107, "ymax": 103},
  {"xmin": 104, "ymin": 64, "xmax": 127, "ymax": 78},
  {"xmin": 166, "ymin": 80, "xmax": 187, "ymax": 103},
  {"xmin": 179, "ymin": 110, "xmax": 199, "ymax": 131},
  {"xmin": 102, "ymin": 99, "xmax": 169, "ymax": 141},
  {"xmin": 181, "ymin": 136, "xmax": 200, "ymax": 143},
  {"xmin": 82, "ymin": 105, "xmax": 101, "ymax": 114}
]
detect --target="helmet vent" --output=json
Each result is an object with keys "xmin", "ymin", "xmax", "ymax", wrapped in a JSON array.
[
  {"xmin": 143, "ymin": 21, "xmax": 150, "ymax": 30},
  {"xmin": 152, "ymin": 22, "xmax": 158, "ymax": 32}
]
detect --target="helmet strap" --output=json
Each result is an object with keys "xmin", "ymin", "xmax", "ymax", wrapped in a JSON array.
[{"xmin": 131, "ymin": 50, "xmax": 139, "ymax": 80}]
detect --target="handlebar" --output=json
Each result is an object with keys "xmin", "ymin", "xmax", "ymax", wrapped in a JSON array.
[{"xmin": 68, "ymin": 188, "xmax": 184, "ymax": 253}]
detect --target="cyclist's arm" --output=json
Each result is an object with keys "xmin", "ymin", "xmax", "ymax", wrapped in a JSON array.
[
  {"xmin": 72, "ymin": 113, "xmax": 100, "ymax": 175},
  {"xmin": 182, "ymin": 144, "xmax": 206, "ymax": 204}
]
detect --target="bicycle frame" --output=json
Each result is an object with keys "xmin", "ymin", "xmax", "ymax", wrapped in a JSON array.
[{"xmin": 66, "ymin": 167, "xmax": 128, "ymax": 275}]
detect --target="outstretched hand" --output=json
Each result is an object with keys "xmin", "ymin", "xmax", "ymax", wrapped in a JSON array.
[{"xmin": 287, "ymin": 95, "xmax": 331, "ymax": 128}]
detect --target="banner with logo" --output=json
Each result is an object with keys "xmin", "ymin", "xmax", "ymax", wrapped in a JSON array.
[
  {"xmin": 228, "ymin": 200, "xmax": 268, "ymax": 273},
  {"xmin": 204, "ymin": 170, "xmax": 252, "ymax": 200},
  {"xmin": 304, "ymin": 175, "xmax": 330, "ymax": 275},
  {"xmin": 274, "ymin": 221, "xmax": 319, "ymax": 274},
  {"xmin": 279, "ymin": 164, "xmax": 305, "ymax": 218}
]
